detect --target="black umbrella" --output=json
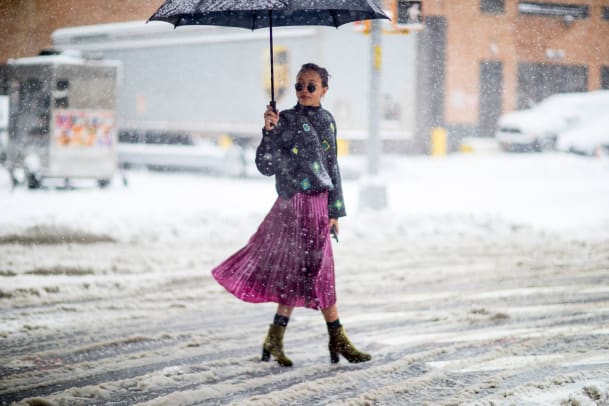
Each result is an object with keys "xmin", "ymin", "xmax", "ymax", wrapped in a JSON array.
[{"xmin": 149, "ymin": 0, "xmax": 390, "ymax": 111}]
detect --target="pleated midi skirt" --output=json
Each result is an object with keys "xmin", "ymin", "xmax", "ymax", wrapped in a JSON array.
[{"xmin": 211, "ymin": 191, "xmax": 336, "ymax": 310}]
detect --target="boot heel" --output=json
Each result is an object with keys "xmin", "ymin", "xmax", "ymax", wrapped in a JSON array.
[
  {"xmin": 330, "ymin": 351, "xmax": 339, "ymax": 364},
  {"xmin": 261, "ymin": 348, "xmax": 270, "ymax": 362}
]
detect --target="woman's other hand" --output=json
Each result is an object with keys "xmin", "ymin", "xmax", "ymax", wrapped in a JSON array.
[
  {"xmin": 264, "ymin": 105, "xmax": 279, "ymax": 131},
  {"xmin": 329, "ymin": 218, "xmax": 339, "ymax": 237}
]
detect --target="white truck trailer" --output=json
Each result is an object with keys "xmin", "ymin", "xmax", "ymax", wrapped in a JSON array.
[
  {"xmin": 0, "ymin": 54, "xmax": 121, "ymax": 188},
  {"xmin": 50, "ymin": 20, "xmax": 417, "ymax": 154}
]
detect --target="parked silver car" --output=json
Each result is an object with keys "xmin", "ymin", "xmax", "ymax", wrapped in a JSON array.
[
  {"xmin": 117, "ymin": 132, "xmax": 247, "ymax": 177},
  {"xmin": 495, "ymin": 90, "xmax": 609, "ymax": 152},
  {"xmin": 557, "ymin": 115, "xmax": 609, "ymax": 157}
]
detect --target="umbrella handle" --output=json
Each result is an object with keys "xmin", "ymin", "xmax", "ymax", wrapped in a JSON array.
[{"xmin": 268, "ymin": 100, "xmax": 277, "ymax": 128}]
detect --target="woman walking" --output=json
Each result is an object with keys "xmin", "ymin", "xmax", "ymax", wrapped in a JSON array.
[{"xmin": 211, "ymin": 63, "xmax": 370, "ymax": 367}]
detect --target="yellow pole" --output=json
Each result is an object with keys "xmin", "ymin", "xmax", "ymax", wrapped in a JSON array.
[
  {"xmin": 431, "ymin": 127, "xmax": 447, "ymax": 156},
  {"xmin": 337, "ymin": 138, "xmax": 349, "ymax": 156}
]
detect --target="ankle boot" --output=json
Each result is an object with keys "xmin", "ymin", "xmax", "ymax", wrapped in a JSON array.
[
  {"xmin": 261, "ymin": 324, "xmax": 293, "ymax": 367},
  {"xmin": 328, "ymin": 326, "xmax": 371, "ymax": 364}
]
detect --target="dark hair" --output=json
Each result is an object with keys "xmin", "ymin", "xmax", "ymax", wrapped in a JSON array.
[{"xmin": 298, "ymin": 63, "xmax": 330, "ymax": 88}]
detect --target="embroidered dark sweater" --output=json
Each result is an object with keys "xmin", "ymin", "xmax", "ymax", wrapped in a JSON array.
[{"xmin": 255, "ymin": 103, "xmax": 346, "ymax": 219}]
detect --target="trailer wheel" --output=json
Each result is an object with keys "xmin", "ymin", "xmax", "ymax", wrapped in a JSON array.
[
  {"xmin": 26, "ymin": 172, "xmax": 41, "ymax": 189},
  {"xmin": 97, "ymin": 178, "xmax": 111, "ymax": 189}
]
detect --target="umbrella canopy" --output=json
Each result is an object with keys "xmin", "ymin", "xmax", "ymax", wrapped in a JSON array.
[
  {"xmin": 149, "ymin": 0, "xmax": 390, "ymax": 108},
  {"xmin": 150, "ymin": 1, "xmax": 388, "ymax": 29}
]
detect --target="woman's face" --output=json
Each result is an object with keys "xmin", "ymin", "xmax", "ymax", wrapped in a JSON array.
[{"xmin": 295, "ymin": 70, "xmax": 327, "ymax": 107}]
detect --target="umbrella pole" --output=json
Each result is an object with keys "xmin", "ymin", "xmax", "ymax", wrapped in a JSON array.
[{"xmin": 269, "ymin": 10, "xmax": 276, "ymax": 112}]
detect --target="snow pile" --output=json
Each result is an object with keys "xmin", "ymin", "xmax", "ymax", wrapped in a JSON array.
[{"xmin": 1, "ymin": 154, "xmax": 608, "ymax": 244}]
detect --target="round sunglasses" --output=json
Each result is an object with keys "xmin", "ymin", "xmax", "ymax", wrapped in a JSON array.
[{"xmin": 294, "ymin": 83, "xmax": 317, "ymax": 93}]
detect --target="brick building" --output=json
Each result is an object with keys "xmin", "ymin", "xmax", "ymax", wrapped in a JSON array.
[
  {"xmin": 2, "ymin": 0, "xmax": 608, "ymax": 150},
  {"xmin": 417, "ymin": 0, "xmax": 609, "ymax": 146},
  {"xmin": 0, "ymin": 1, "xmax": 158, "ymax": 63}
]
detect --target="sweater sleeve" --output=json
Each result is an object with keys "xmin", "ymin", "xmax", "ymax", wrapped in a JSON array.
[
  {"xmin": 255, "ymin": 112, "xmax": 296, "ymax": 177},
  {"xmin": 327, "ymin": 118, "xmax": 347, "ymax": 219},
  {"xmin": 255, "ymin": 128, "xmax": 278, "ymax": 176}
]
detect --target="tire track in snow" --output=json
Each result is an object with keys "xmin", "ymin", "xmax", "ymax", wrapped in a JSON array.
[{"xmin": 2, "ymin": 233, "xmax": 609, "ymax": 405}]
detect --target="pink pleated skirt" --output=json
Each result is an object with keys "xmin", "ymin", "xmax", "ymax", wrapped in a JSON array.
[{"xmin": 211, "ymin": 191, "xmax": 336, "ymax": 310}]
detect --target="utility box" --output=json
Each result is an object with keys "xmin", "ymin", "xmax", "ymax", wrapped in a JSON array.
[{"xmin": 0, "ymin": 54, "xmax": 121, "ymax": 188}]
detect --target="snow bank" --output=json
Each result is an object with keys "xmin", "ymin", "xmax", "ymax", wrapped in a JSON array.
[{"xmin": 1, "ymin": 154, "xmax": 608, "ymax": 245}]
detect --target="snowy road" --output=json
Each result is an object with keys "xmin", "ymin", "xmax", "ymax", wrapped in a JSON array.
[{"xmin": 1, "ymin": 154, "xmax": 609, "ymax": 405}]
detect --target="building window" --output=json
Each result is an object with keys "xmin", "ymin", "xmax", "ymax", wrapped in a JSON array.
[
  {"xmin": 397, "ymin": 1, "xmax": 424, "ymax": 25},
  {"xmin": 518, "ymin": 2, "xmax": 589, "ymax": 19},
  {"xmin": 481, "ymin": 0, "xmax": 505, "ymax": 14},
  {"xmin": 517, "ymin": 63, "xmax": 588, "ymax": 108},
  {"xmin": 54, "ymin": 79, "xmax": 69, "ymax": 109},
  {"xmin": 602, "ymin": 67, "xmax": 609, "ymax": 89},
  {"xmin": 602, "ymin": 7, "xmax": 609, "ymax": 20},
  {"xmin": 479, "ymin": 61, "xmax": 503, "ymax": 137}
]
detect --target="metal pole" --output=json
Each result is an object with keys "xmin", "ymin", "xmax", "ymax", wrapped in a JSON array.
[
  {"xmin": 368, "ymin": 19, "xmax": 382, "ymax": 176},
  {"xmin": 359, "ymin": 19, "xmax": 387, "ymax": 210}
]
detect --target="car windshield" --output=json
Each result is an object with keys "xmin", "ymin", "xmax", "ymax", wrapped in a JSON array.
[
  {"xmin": 536, "ymin": 92, "xmax": 609, "ymax": 117},
  {"xmin": 536, "ymin": 95, "xmax": 583, "ymax": 114}
]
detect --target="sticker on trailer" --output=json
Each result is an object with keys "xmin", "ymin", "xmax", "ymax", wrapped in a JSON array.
[{"xmin": 53, "ymin": 109, "xmax": 115, "ymax": 148}]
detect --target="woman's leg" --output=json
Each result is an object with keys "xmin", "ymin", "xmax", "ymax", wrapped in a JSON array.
[
  {"xmin": 322, "ymin": 304, "xmax": 371, "ymax": 364},
  {"xmin": 261, "ymin": 304, "xmax": 295, "ymax": 367},
  {"xmin": 321, "ymin": 304, "xmax": 338, "ymax": 322},
  {"xmin": 277, "ymin": 304, "xmax": 294, "ymax": 318}
]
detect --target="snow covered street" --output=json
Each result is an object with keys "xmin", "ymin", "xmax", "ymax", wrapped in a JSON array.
[{"xmin": 1, "ymin": 153, "xmax": 609, "ymax": 405}]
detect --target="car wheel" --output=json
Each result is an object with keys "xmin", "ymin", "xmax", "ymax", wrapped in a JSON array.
[
  {"xmin": 97, "ymin": 178, "xmax": 111, "ymax": 189},
  {"xmin": 26, "ymin": 172, "xmax": 41, "ymax": 189},
  {"xmin": 540, "ymin": 136, "xmax": 557, "ymax": 151}
]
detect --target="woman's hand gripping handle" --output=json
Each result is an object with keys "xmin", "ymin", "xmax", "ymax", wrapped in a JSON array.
[{"xmin": 264, "ymin": 105, "xmax": 279, "ymax": 131}]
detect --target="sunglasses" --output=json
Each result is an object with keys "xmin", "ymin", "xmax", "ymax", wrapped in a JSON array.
[{"xmin": 295, "ymin": 83, "xmax": 317, "ymax": 93}]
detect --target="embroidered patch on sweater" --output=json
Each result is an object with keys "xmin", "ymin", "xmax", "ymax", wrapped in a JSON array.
[{"xmin": 300, "ymin": 178, "xmax": 311, "ymax": 190}]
